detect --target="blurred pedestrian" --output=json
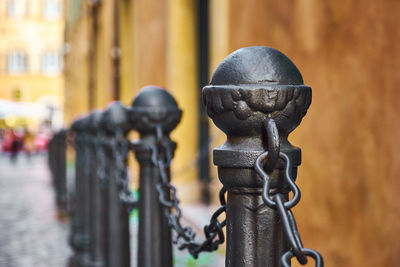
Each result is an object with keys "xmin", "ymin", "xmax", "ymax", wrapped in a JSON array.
[
  {"xmin": 10, "ymin": 129, "xmax": 21, "ymax": 163},
  {"xmin": 23, "ymin": 128, "xmax": 35, "ymax": 160}
]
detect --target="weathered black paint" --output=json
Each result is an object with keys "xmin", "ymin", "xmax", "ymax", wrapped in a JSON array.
[
  {"xmin": 203, "ymin": 46, "xmax": 311, "ymax": 267},
  {"xmin": 101, "ymin": 102, "xmax": 131, "ymax": 267}
]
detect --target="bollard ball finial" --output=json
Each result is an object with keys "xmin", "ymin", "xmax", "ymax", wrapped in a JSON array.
[
  {"xmin": 129, "ymin": 86, "xmax": 182, "ymax": 135},
  {"xmin": 101, "ymin": 101, "xmax": 130, "ymax": 134},
  {"xmin": 210, "ymin": 46, "xmax": 304, "ymax": 86},
  {"xmin": 203, "ymin": 46, "xmax": 311, "ymax": 140},
  {"xmin": 87, "ymin": 109, "xmax": 103, "ymax": 133}
]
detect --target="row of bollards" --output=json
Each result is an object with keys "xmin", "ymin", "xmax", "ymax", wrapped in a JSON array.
[
  {"xmin": 69, "ymin": 102, "xmax": 133, "ymax": 267},
  {"xmin": 67, "ymin": 87, "xmax": 178, "ymax": 267},
  {"xmin": 49, "ymin": 46, "xmax": 324, "ymax": 267}
]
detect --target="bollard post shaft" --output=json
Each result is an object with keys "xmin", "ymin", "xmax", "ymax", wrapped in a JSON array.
[
  {"xmin": 70, "ymin": 116, "xmax": 93, "ymax": 267},
  {"xmin": 87, "ymin": 110, "xmax": 107, "ymax": 267},
  {"xmin": 129, "ymin": 86, "xmax": 182, "ymax": 267},
  {"xmin": 55, "ymin": 129, "xmax": 68, "ymax": 214},
  {"xmin": 203, "ymin": 47, "xmax": 312, "ymax": 267},
  {"xmin": 131, "ymin": 136, "xmax": 174, "ymax": 267},
  {"xmin": 101, "ymin": 102, "xmax": 131, "ymax": 267},
  {"xmin": 48, "ymin": 129, "xmax": 68, "ymax": 214}
]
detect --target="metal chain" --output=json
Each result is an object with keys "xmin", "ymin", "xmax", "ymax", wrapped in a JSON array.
[
  {"xmin": 92, "ymin": 132, "xmax": 137, "ymax": 208},
  {"xmin": 109, "ymin": 133, "xmax": 137, "ymax": 209},
  {"xmin": 151, "ymin": 125, "xmax": 227, "ymax": 259},
  {"xmin": 255, "ymin": 119, "xmax": 324, "ymax": 267}
]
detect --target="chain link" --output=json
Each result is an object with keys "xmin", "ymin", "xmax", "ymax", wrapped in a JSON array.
[
  {"xmin": 91, "ymin": 132, "xmax": 137, "ymax": 209},
  {"xmin": 106, "ymin": 133, "xmax": 137, "ymax": 209},
  {"xmin": 151, "ymin": 126, "xmax": 227, "ymax": 259},
  {"xmin": 255, "ymin": 120, "xmax": 324, "ymax": 267}
]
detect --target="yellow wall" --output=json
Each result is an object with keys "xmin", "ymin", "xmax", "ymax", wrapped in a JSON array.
[
  {"xmin": 118, "ymin": 0, "xmax": 134, "ymax": 106},
  {"xmin": 209, "ymin": 0, "xmax": 400, "ymax": 266},
  {"xmin": 0, "ymin": 74, "xmax": 62, "ymax": 102},
  {"xmin": 167, "ymin": 0, "xmax": 199, "ymax": 200},
  {"xmin": 0, "ymin": 0, "xmax": 65, "ymax": 109},
  {"xmin": 93, "ymin": 0, "xmax": 113, "ymax": 109},
  {"xmin": 63, "ymin": 0, "xmax": 89, "ymax": 123}
]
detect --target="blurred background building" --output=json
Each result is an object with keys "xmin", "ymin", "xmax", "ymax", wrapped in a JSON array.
[{"xmin": 0, "ymin": 0, "xmax": 64, "ymax": 130}]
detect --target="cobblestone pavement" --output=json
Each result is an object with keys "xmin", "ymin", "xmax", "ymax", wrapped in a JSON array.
[
  {"xmin": 0, "ymin": 154, "xmax": 71, "ymax": 267},
  {"xmin": 0, "ymin": 152, "xmax": 224, "ymax": 267}
]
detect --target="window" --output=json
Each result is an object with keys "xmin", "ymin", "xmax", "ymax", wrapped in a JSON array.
[
  {"xmin": 41, "ymin": 51, "xmax": 62, "ymax": 75},
  {"xmin": 7, "ymin": 0, "xmax": 26, "ymax": 17},
  {"xmin": 43, "ymin": 0, "xmax": 61, "ymax": 19},
  {"xmin": 7, "ymin": 51, "xmax": 28, "ymax": 73}
]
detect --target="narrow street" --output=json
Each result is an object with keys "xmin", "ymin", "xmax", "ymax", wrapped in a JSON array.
[{"xmin": 0, "ymin": 154, "xmax": 71, "ymax": 267}]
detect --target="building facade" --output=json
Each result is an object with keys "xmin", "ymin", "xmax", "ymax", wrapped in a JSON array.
[
  {"xmin": 0, "ymin": 0, "xmax": 64, "ymax": 129},
  {"xmin": 63, "ymin": 1, "xmax": 400, "ymax": 266}
]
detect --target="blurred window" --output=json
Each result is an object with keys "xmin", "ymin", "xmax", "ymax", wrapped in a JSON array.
[
  {"xmin": 41, "ymin": 51, "xmax": 62, "ymax": 75},
  {"xmin": 7, "ymin": 0, "xmax": 26, "ymax": 17},
  {"xmin": 7, "ymin": 51, "xmax": 28, "ymax": 73},
  {"xmin": 43, "ymin": 0, "xmax": 62, "ymax": 19}
]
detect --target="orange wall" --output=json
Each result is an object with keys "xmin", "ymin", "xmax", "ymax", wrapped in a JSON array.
[
  {"xmin": 132, "ymin": 0, "xmax": 168, "ymax": 90},
  {"xmin": 64, "ymin": 0, "xmax": 201, "ymax": 201},
  {"xmin": 209, "ymin": 0, "xmax": 400, "ymax": 266}
]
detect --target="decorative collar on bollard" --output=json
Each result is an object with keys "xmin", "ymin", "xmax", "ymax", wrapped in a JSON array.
[{"xmin": 203, "ymin": 46, "xmax": 323, "ymax": 267}]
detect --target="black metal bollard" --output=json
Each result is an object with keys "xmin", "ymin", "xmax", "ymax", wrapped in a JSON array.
[
  {"xmin": 70, "ymin": 115, "xmax": 93, "ymax": 267},
  {"xmin": 202, "ymin": 47, "xmax": 312, "ymax": 266},
  {"xmin": 48, "ymin": 133, "xmax": 55, "ymax": 186},
  {"xmin": 56, "ymin": 129, "xmax": 68, "ymax": 213},
  {"xmin": 87, "ymin": 110, "xmax": 107, "ymax": 267},
  {"xmin": 48, "ymin": 129, "xmax": 68, "ymax": 214},
  {"xmin": 100, "ymin": 102, "xmax": 132, "ymax": 267},
  {"xmin": 129, "ymin": 86, "xmax": 181, "ymax": 267}
]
